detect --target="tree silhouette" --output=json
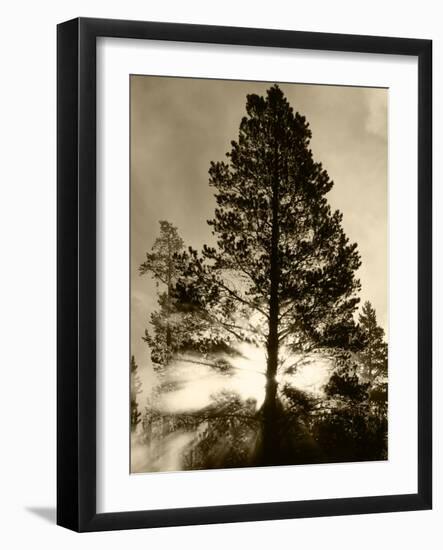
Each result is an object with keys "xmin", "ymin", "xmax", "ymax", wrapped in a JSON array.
[
  {"xmin": 140, "ymin": 221, "xmax": 241, "ymax": 382},
  {"xmin": 139, "ymin": 221, "xmax": 185, "ymax": 374},
  {"xmin": 358, "ymin": 301, "xmax": 388, "ymax": 385},
  {"xmin": 130, "ymin": 355, "xmax": 142, "ymax": 431},
  {"xmin": 176, "ymin": 85, "xmax": 362, "ymax": 464}
]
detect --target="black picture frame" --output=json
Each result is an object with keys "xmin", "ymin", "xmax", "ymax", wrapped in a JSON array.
[{"xmin": 57, "ymin": 17, "xmax": 432, "ymax": 532}]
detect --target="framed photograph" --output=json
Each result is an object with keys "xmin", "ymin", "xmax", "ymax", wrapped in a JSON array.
[{"xmin": 57, "ymin": 17, "xmax": 432, "ymax": 532}]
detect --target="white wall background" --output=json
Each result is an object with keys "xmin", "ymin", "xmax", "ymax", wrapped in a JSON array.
[{"xmin": 0, "ymin": 1, "xmax": 440, "ymax": 547}]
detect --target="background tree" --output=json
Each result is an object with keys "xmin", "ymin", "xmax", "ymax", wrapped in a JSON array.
[
  {"xmin": 357, "ymin": 301, "xmax": 388, "ymax": 385},
  {"xmin": 140, "ymin": 221, "xmax": 241, "ymax": 380},
  {"xmin": 130, "ymin": 355, "xmax": 142, "ymax": 431},
  {"xmin": 139, "ymin": 221, "xmax": 186, "ymax": 374},
  {"xmin": 176, "ymin": 85, "xmax": 362, "ymax": 464}
]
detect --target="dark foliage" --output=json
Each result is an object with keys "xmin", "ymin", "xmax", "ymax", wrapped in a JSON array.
[
  {"xmin": 130, "ymin": 355, "xmax": 142, "ymax": 430},
  {"xmin": 312, "ymin": 356, "xmax": 387, "ymax": 462},
  {"xmin": 358, "ymin": 301, "xmax": 388, "ymax": 384}
]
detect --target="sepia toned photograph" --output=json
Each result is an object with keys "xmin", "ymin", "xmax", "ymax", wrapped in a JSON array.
[{"xmin": 130, "ymin": 75, "xmax": 388, "ymax": 474}]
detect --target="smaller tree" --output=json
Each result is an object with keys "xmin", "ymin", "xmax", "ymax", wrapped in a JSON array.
[
  {"xmin": 139, "ymin": 221, "xmax": 186, "ymax": 374},
  {"xmin": 139, "ymin": 220, "xmax": 185, "ymax": 290},
  {"xmin": 141, "ymin": 221, "xmax": 242, "ymax": 377},
  {"xmin": 131, "ymin": 355, "xmax": 142, "ymax": 431},
  {"xmin": 358, "ymin": 301, "xmax": 388, "ymax": 385}
]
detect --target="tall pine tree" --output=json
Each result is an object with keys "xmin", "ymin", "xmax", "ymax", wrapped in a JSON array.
[{"xmin": 177, "ymin": 85, "xmax": 362, "ymax": 464}]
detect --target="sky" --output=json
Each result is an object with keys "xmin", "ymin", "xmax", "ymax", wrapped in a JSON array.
[{"xmin": 130, "ymin": 75, "xmax": 388, "ymax": 387}]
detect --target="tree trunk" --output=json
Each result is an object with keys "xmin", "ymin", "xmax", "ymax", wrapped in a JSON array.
[
  {"xmin": 262, "ymin": 340, "xmax": 279, "ymax": 464},
  {"xmin": 261, "ymin": 138, "xmax": 280, "ymax": 465}
]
